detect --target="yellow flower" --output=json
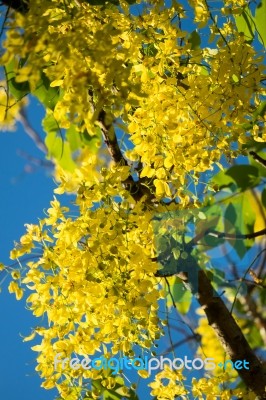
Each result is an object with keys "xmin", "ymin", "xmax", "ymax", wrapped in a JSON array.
[{"xmin": 8, "ymin": 281, "xmax": 23, "ymax": 300}]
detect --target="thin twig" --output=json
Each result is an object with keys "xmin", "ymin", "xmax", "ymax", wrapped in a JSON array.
[
  {"xmin": 189, "ymin": 227, "xmax": 266, "ymax": 247},
  {"xmin": 17, "ymin": 108, "xmax": 47, "ymax": 154},
  {"xmin": 1, "ymin": 0, "xmax": 29, "ymax": 13},
  {"xmin": 0, "ymin": 6, "xmax": 9, "ymax": 39},
  {"xmin": 250, "ymin": 151, "xmax": 266, "ymax": 168},
  {"xmin": 17, "ymin": 149, "xmax": 53, "ymax": 167}
]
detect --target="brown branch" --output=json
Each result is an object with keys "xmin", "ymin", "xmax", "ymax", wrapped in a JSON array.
[
  {"xmin": 189, "ymin": 227, "xmax": 266, "ymax": 246},
  {"xmin": 250, "ymin": 151, "xmax": 266, "ymax": 168},
  {"xmin": 97, "ymin": 110, "xmax": 128, "ymax": 165},
  {"xmin": 206, "ymin": 228, "xmax": 266, "ymax": 240},
  {"xmin": 192, "ymin": 266, "xmax": 266, "ymax": 398},
  {"xmin": 1, "ymin": 0, "xmax": 29, "ymax": 13},
  {"xmin": 154, "ymin": 224, "xmax": 266, "ymax": 396},
  {"xmin": 17, "ymin": 109, "xmax": 47, "ymax": 154},
  {"xmin": 155, "ymin": 256, "xmax": 266, "ymax": 397},
  {"xmin": 96, "ymin": 108, "xmax": 155, "ymax": 202}
]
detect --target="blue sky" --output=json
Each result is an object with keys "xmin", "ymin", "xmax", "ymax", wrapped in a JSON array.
[{"xmin": 0, "ymin": 99, "xmax": 59, "ymax": 399}]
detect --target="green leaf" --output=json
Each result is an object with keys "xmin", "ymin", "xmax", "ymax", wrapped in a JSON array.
[
  {"xmin": 33, "ymin": 72, "xmax": 60, "ymax": 110},
  {"xmin": 42, "ymin": 112, "xmax": 59, "ymax": 134},
  {"xmin": 244, "ymin": 323, "xmax": 265, "ymax": 348},
  {"xmin": 172, "ymin": 248, "xmax": 180, "ymax": 260},
  {"xmin": 167, "ymin": 278, "xmax": 192, "ymax": 314},
  {"xmin": 198, "ymin": 211, "xmax": 206, "ymax": 220},
  {"xmin": 224, "ymin": 203, "xmax": 237, "ymax": 226},
  {"xmin": 255, "ymin": 0, "xmax": 266, "ymax": 47},
  {"xmin": 103, "ymin": 389, "xmax": 122, "ymax": 400},
  {"xmin": 43, "ymin": 114, "xmax": 76, "ymax": 172},
  {"xmin": 195, "ymin": 206, "xmax": 225, "ymax": 249},
  {"xmin": 231, "ymin": 193, "xmax": 256, "ymax": 233},
  {"xmin": 200, "ymin": 65, "xmax": 209, "ymax": 76},
  {"xmin": 212, "ymin": 170, "xmax": 236, "ymax": 190},
  {"xmin": 196, "ymin": 190, "xmax": 256, "ymax": 257},
  {"xmin": 225, "ymin": 165, "xmax": 259, "ymax": 191},
  {"xmin": 238, "ymin": 101, "xmax": 266, "ymax": 131},
  {"xmin": 5, "ymin": 58, "xmax": 60, "ymax": 109},
  {"xmin": 244, "ymin": 139, "xmax": 266, "ymax": 153},
  {"xmin": 66, "ymin": 124, "xmax": 82, "ymax": 152},
  {"xmin": 65, "ymin": 123, "xmax": 101, "ymax": 154},
  {"xmin": 253, "ymin": 101, "xmax": 266, "ymax": 121},
  {"xmin": 44, "ymin": 128, "xmax": 62, "ymax": 158},
  {"xmin": 207, "ymin": 268, "xmax": 227, "ymax": 290},
  {"xmin": 232, "ymin": 74, "xmax": 239, "ymax": 83},
  {"xmin": 102, "ymin": 376, "xmax": 139, "ymax": 400},
  {"xmin": 188, "ymin": 30, "xmax": 201, "ymax": 50},
  {"xmin": 142, "ymin": 43, "xmax": 158, "ymax": 57},
  {"xmin": 5, "ymin": 59, "xmax": 30, "ymax": 100},
  {"xmin": 234, "ymin": 238, "xmax": 250, "ymax": 259},
  {"xmin": 156, "ymin": 235, "xmax": 169, "ymax": 253},
  {"xmin": 234, "ymin": 7, "xmax": 255, "ymax": 43},
  {"xmin": 213, "ymin": 165, "xmax": 260, "ymax": 191},
  {"xmin": 226, "ymin": 193, "xmax": 256, "ymax": 258},
  {"xmin": 80, "ymin": 128, "xmax": 101, "ymax": 152}
]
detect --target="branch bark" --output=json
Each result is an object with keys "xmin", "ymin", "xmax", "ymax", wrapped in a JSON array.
[
  {"xmin": 190, "ymin": 227, "xmax": 266, "ymax": 245},
  {"xmin": 155, "ymin": 254, "xmax": 266, "ymax": 397},
  {"xmin": 250, "ymin": 151, "xmax": 266, "ymax": 168},
  {"xmin": 17, "ymin": 109, "xmax": 47, "ymax": 154},
  {"xmin": 190, "ymin": 264, "xmax": 266, "ymax": 398},
  {"xmin": 97, "ymin": 109, "xmax": 127, "ymax": 165},
  {"xmin": 96, "ymin": 108, "xmax": 155, "ymax": 203},
  {"xmin": 1, "ymin": 0, "xmax": 29, "ymax": 13}
]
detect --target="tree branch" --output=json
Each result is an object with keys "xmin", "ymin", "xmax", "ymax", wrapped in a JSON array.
[
  {"xmin": 17, "ymin": 109, "xmax": 47, "ymax": 154},
  {"xmin": 208, "ymin": 227, "xmax": 266, "ymax": 240},
  {"xmin": 155, "ymin": 255, "xmax": 266, "ymax": 397},
  {"xmin": 96, "ymin": 108, "xmax": 155, "ymax": 202},
  {"xmin": 191, "ymin": 265, "xmax": 266, "ymax": 398},
  {"xmin": 250, "ymin": 151, "xmax": 266, "ymax": 168},
  {"xmin": 97, "ymin": 109, "xmax": 128, "ymax": 165},
  {"xmin": 1, "ymin": 0, "xmax": 29, "ymax": 13},
  {"xmin": 189, "ymin": 227, "xmax": 266, "ymax": 246},
  {"xmin": 154, "ymin": 224, "xmax": 266, "ymax": 396}
]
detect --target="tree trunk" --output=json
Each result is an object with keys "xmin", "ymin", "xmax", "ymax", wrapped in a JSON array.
[{"xmin": 177, "ymin": 258, "xmax": 266, "ymax": 398}]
